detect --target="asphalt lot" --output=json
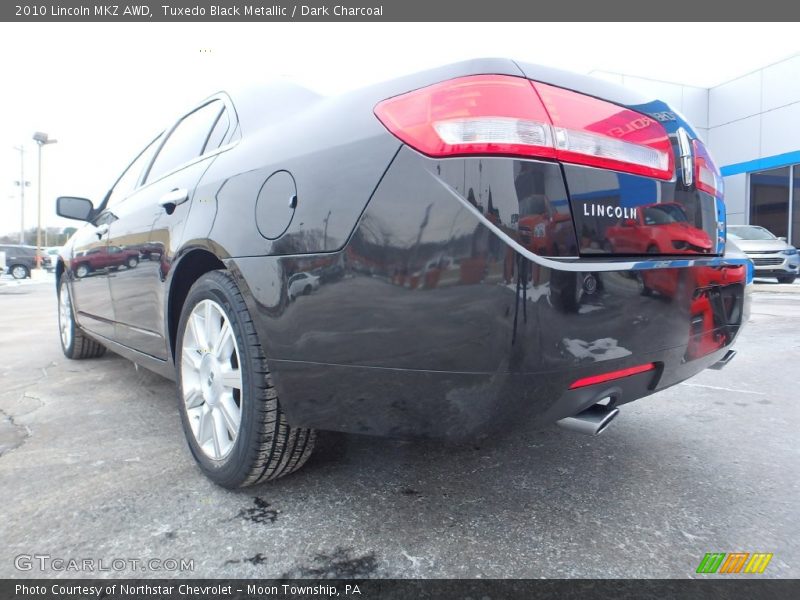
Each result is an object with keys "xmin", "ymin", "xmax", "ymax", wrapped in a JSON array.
[{"xmin": 0, "ymin": 273, "xmax": 798, "ymax": 578}]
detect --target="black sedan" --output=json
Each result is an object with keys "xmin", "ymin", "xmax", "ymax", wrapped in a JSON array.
[{"xmin": 54, "ymin": 59, "xmax": 751, "ymax": 487}]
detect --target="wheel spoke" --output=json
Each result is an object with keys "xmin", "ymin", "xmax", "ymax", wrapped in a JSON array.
[
  {"xmin": 210, "ymin": 409, "xmax": 225, "ymax": 457},
  {"xmin": 219, "ymin": 394, "xmax": 241, "ymax": 436},
  {"xmin": 188, "ymin": 311, "xmax": 205, "ymax": 350},
  {"xmin": 219, "ymin": 367, "xmax": 241, "ymax": 390},
  {"xmin": 215, "ymin": 321, "xmax": 234, "ymax": 360},
  {"xmin": 182, "ymin": 349, "xmax": 202, "ymax": 372},
  {"xmin": 184, "ymin": 387, "xmax": 204, "ymax": 409},
  {"xmin": 204, "ymin": 301, "xmax": 219, "ymax": 353},
  {"xmin": 197, "ymin": 406, "xmax": 213, "ymax": 449}
]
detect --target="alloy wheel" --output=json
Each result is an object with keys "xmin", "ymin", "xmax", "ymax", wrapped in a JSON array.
[
  {"xmin": 59, "ymin": 284, "xmax": 72, "ymax": 350},
  {"xmin": 180, "ymin": 299, "xmax": 243, "ymax": 460}
]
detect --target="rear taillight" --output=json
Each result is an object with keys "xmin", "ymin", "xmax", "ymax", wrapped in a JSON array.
[
  {"xmin": 693, "ymin": 139, "xmax": 723, "ymax": 197},
  {"xmin": 374, "ymin": 75, "xmax": 674, "ymax": 181},
  {"xmin": 374, "ymin": 75, "xmax": 555, "ymax": 159}
]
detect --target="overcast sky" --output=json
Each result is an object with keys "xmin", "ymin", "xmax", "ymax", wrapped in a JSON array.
[{"xmin": 1, "ymin": 22, "xmax": 798, "ymax": 239}]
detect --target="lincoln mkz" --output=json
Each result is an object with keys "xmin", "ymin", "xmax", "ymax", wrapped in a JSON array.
[{"xmin": 54, "ymin": 59, "xmax": 751, "ymax": 487}]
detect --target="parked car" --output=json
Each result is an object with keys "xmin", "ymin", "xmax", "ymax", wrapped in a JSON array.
[
  {"xmin": 604, "ymin": 202, "xmax": 713, "ymax": 255},
  {"xmin": 727, "ymin": 225, "xmax": 798, "ymax": 283},
  {"xmin": 54, "ymin": 59, "xmax": 751, "ymax": 488},
  {"xmin": 287, "ymin": 272, "xmax": 320, "ymax": 299},
  {"xmin": 71, "ymin": 245, "xmax": 139, "ymax": 278},
  {"xmin": 45, "ymin": 246, "xmax": 62, "ymax": 272},
  {"xmin": 0, "ymin": 244, "xmax": 52, "ymax": 279}
]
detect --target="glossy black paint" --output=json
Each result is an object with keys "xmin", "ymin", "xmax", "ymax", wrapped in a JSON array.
[
  {"xmin": 57, "ymin": 58, "xmax": 750, "ymax": 440},
  {"xmin": 228, "ymin": 149, "xmax": 747, "ymax": 437}
]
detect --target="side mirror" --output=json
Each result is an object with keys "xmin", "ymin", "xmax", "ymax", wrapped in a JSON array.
[
  {"xmin": 624, "ymin": 219, "xmax": 637, "ymax": 227},
  {"xmin": 57, "ymin": 196, "xmax": 94, "ymax": 222},
  {"xmin": 778, "ymin": 236, "xmax": 787, "ymax": 242}
]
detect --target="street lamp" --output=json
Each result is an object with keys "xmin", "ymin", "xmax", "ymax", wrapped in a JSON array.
[
  {"xmin": 33, "ymin": 131, "xmax": 57, "ymax": 269},
  {"xmin": 13, "ymin": 145, "xmax": 31, "ymax": 244}
]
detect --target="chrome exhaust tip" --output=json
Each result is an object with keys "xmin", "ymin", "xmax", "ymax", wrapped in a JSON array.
[
  {"xmin": 708, "ymin": 349, "xmax": 736, "ymax": 370},
  {"xmin": 557, "ymin": 402, "xmax": 619, "ymax": 436}
]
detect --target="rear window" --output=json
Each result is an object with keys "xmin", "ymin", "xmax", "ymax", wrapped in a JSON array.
[{"xmin": 145, "ymin": 100, "xmax": 224, "ymax": 183}]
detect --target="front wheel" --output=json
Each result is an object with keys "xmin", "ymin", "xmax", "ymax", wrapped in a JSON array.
[
  {"xmin": 75, "ymin": 263, "xmax": 90, "ymax": 278},
  {"xmin": 126, "ymin": 256, "xmax": 139, "ymax": 268},
  {"xmin": 777, "ymin": 275, "xmax": 796, "ymax": 284},
  {"xmin": 58, "ymin": 278, "xmax": 107, "ymax": 359},
  {"xmin": 10, "ymin": 264, "xmax": 29, "ymax": 279},
  {"xmin": 176, "ymin": 270, "xmax": 316, "ymax": 488}
]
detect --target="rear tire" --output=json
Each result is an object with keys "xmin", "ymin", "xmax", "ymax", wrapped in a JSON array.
[
  {"xmin": 11, "ymin": 264, "xmax": 29, "ymax": 279},
  {"xmin": 176, "ymin": 270, "xmax": 316, "ymax": 488},
  {"xmin": 126, "ymin": 256, "xmax": 139, "ymax": 268},
  {"xmin": 777, "ymin": 275, "xmax": 796, "ymax": 284},
  {"xmin": 550, "ymin": 270, "xmax": 583, "ymax": 312},
  {"xmin": 58, "ymin": 277, "xmax": 107, "ymax": 359},
  {"xmin": 75, "ymin": 263, "xmax": 90, "ymax": 278}
]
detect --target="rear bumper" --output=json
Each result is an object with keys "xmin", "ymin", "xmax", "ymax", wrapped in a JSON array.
[
  {"xmin": 267, "ymin": 338, "xmax": 740, "ymax": 439},
  {"xmin": 230, "ymin": 149, "xmax": 750, "ymax": 440}
]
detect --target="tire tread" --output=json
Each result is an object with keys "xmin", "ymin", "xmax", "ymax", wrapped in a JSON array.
[
  {"xmin": 180, "ymin": 270, "xmax": 315, "ymax": 487},
  {"xmin": 59, "ymin": 278, "xmax": 107, "ymax": 360}
]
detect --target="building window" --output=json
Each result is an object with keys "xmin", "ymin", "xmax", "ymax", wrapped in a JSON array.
[
  {"xmin": 749, "ymin": 165, "xmax": 799, "ymax": 246},
  {"xmin": 793, "ymin": 167, "xmax": 800, "ymax": 248}
]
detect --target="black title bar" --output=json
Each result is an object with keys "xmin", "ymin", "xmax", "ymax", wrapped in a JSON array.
[
  {"xmin": 4, "ymin": 579, "xmax": 800, "ymax": 600},
  {"xmin": 3, "ymin": 0, "xmax": 800, "ymax": 21}
]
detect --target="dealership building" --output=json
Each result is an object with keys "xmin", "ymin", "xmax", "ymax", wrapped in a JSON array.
[{"xmin": 594, "ymin": 53, "xmax": 800, "ymax": 247}]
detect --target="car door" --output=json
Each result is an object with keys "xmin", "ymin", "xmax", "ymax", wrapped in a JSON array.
[
  {"xmin": 68, "ymin": 134, "xmax": 166, "ymax": 340},
  {"xmin": 66, "ymin": 211, "xmax": 118, "ymax": 338},
  {"xmin": 107, "ymin": 98, "xmax": 232, "ymax": 359}
]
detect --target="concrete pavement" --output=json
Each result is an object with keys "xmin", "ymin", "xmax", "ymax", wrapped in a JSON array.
[{"xmin": 0, "ymin": 279, "xmax": 798, "ymax": 578}]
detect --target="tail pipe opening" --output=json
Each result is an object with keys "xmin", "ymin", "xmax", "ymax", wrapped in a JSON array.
[
  {"xmin": 708, "ymin": 349, "xmax": 737, "ymax": 370},
  {"xmin": 557, "ymin": 401, "xmax": 619, "ymax": 436}
]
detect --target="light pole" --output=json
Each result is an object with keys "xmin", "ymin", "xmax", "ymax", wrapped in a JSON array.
[
  {"xmin": 33, "ymin": 132, "xmax": 57, "ymax": 269},
  {"xmin": 13, "ymin": 145, "xmax": 31, "ymax": 244}
]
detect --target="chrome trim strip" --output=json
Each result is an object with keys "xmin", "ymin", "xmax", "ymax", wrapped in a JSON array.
[
  {"xmin": 431, "ymin": 170, "xmax": 751, "ymax": 273},
  {"xmin": 677, "ymin": 127, "xmax": 693, "ymax": 187}
]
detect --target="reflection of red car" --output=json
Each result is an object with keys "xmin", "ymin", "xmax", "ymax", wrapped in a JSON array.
[
  {"xmin": 517, "ymin": 195, "xmax": 575, "ymax": 256},
  {"xmin": 72, "ymin": 245, "xmax": 139, "ymax": 278},
  {"xmin": 606, "ymin": 202, "xmax": 712, "ymax": 255},
  {"xmin": 686, "ymin": 264, "xmax": 747, "ymax": 361}
]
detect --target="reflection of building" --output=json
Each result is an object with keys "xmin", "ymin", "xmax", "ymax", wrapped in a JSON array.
[{"xmin": 594, "ymin": 54, "xmax": 800, "ymax": 247}]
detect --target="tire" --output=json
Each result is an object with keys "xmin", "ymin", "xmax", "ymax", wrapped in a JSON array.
[
  {"xmin": 637, "ymin": 273, "xmax": 653, "ymax": 296},
  {"xmin": 58, "ymin": 277, "xmax": 107, "ymax": 359},
  {"xmin": 10, "ymin": 264, "xmax": 29, "ymax": 280},
  {"xmin": 176, "ymin": 270, "xmax": 316, "ymax": 488},
  {"xmin": 126, "ymin": 256, "xmax": 139, "ymax": 269},
  {"xmin": 303, "ymin": 284, "xmax": 312, "ymax": 296},
  {"xmin": 75, "ymin": 263, "xmax": 90, "ymax": 278},
  {"xmin": 777, "ymin": 275, "xmax": 796, "ymax": 284},
  {"xmin": 550, "ymin": 270, "xmax": 583, "ymax": 312}
]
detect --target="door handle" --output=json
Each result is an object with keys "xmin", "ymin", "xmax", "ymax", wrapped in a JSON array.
[
  {"xmin": 96, "ymin": 223, "xmax": 109, "ymax": 238},
  {"xmin": 159, "ymin": 188, "xmax": 189, "ymax": 213}
]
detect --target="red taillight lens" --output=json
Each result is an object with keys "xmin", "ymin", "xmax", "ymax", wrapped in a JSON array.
[
  {"xmin": 374, "ymin": 75, "xmax": 674, "ymax": 181},
  {"xmin": 374, "ymin": 75, "xmax": 555, "ymax": 159},
  {"xmin": 693, "ymin": 139, "xmax": 723, "ymax": 197},
  {"xmin": 535, "ymin": 83, "xmax": 674, "ymax": 180},
  {"xmin": 568, "ymin": 363, "xmax": 656, "ymax": 390}
]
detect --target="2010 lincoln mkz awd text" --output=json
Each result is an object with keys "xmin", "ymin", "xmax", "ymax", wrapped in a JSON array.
[{"xmin": 54, "ymin": 59, "xmax": 751, "ymax": 487}]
